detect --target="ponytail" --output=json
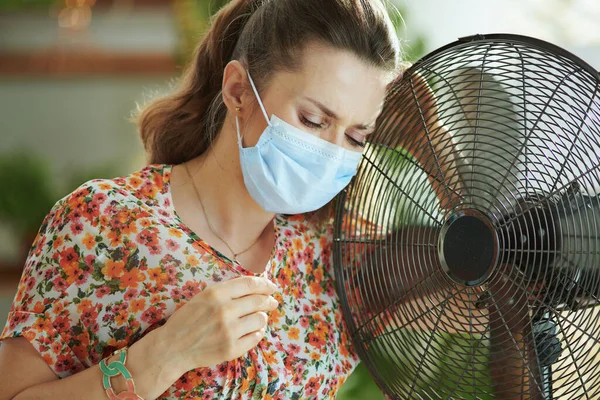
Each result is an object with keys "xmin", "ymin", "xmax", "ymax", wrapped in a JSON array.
[{"xmin": 137, "ymin": 0, "xmax": 256, "ymax": 165}]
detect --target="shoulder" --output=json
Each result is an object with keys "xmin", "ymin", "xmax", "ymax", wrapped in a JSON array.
[
  {"xmin": 10, "ymin": 165, "xmax": 171, "ymax": 306},
  {"xmin": 66, "ymin": 163, "xmax": 171, "ymax": 204},
  {"xmin": 51, "ymin": 164, "xmax": 171, "ymax": 222},
  {"xmin": 28, "ymin": 164, "xmax": 173, "ymax": 271}
]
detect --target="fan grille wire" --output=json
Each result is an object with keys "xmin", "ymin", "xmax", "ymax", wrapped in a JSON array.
[{"xmin": 333, "ymin": 34, "xmax": 600, "ymax": 399}]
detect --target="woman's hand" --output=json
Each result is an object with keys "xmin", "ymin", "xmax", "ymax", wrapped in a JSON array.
[{"xmin": 154, "ymin": 276, "xmax": 279, "ymax": 372}]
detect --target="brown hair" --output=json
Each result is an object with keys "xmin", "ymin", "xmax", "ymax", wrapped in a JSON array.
[{"xmin": 137, "ymin": 0, "xmax": 400, "ymax": 165}]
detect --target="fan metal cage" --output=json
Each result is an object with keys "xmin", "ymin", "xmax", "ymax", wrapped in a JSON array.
[{"xmin": 333, "ymin": 34, "xmax": 600, "ymax": 399}]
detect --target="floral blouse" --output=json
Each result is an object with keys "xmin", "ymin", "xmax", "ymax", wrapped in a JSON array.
[{"xmin": 0, "ymin": 164, "xmax": 360, "ymax": 399}]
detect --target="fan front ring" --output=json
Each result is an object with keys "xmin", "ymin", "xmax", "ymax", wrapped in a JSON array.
[{"xmin": 439, "ymin": 210, "xmax": 499, "ymax": 286}]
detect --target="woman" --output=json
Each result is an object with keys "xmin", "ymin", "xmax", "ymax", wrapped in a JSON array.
[{"xmin": 0, "ymin": 0, "xmax": 400, "ymax": 399}]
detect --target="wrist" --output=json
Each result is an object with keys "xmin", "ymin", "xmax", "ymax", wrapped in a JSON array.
[{"xmin": 125, "ymin": 327, "xmax": 186, "ymax": 399}]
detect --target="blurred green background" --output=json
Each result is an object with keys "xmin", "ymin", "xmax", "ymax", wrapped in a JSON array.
[{"xmin": 0, "ymin": 0, "xmax": 598, "ymax": 398}]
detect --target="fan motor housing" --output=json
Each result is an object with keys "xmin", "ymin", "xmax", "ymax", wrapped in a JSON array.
[{"xmin": 439, "ymin": 210, "xmax": 499, "ymax": 286}]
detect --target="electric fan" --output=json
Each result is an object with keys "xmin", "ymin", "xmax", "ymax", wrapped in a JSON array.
[{"xmin": 333, "ymin": 34, "xmax": 600, "ymax": 399}]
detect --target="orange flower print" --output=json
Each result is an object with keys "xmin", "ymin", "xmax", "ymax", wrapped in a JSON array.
[
  {"xmin": 308, "ymin": 333, "xmax": 326, "ymax": 349},
  {"xmin": 32, "ymin": 301, "xmax": 45, "ymax": 314},
  {"xmin": 268, "ymin": 307, "xmax": 282, "ymax": 325},
  {"xmin": 115, "ymin": 310, "xmax": 129, "ymax": 325},
  {"xmin": 287, "ymin": 327, "xmax": 300, "ymax": 340},
  {"xmin": 130, "ymin": 299, "xmax": 146, "ymax": 313},
  {"xmin": 292, "ymin": 237, "xmax": 303, "ymax": 251},
  {"xmin": 62, "ymin": 263, "xmax": 80, "ymax": 285},
  {"xmin": 339, "ymin": 335, "xmax": 350, "ymax": 358},
  {"xmin": 33, "ymin": 316, "xmax": 51, "ymax": 333},
  {"xmin": 82, "ymin": 233, "xmax": 96, "ymax": 250},
  {"xmin": 122, "ymin": 221, "xmax": 138, "ymax": 235},
  {"xmin": 102, "ymin": 260, "xmax": 125, "ymax": 280},
  {"xmin": 148, "ymin": 267, "xmax": 167, "ymax": 285},
  {"xmin": 313, "ymin": 266, "xmax": 324, "ymax": 283},
  {"xmin": 129, "ymin": 176, "xmax": 143, "ymax": 188},
  {"xmin": 150, "ymin": 293, "xmax": 163, "ymax": 305},
  {"xmin": 314, "ymin": 320, "xmax": 329, "ymax": 340},
  {"xmin": 186, "ymin": 254, "xmax": 199, "ymax": 267},
  {"xmin": 106, "ymin": 230, "xmax": 121, "ymax": 247},
  {"xmin": 22, "ymin": 330, "xmax": 36, "ymax": 342},
  {"xmin": 263, "ymin": 350, "xmax": 277, "ymax": 365},
  {"xmin": 119, "ymin": 268, "xmax": 145, "ymax": 290},
  {"xmin": 53, "ymin": 301, "xmax": 64, "ymax": 315},
  {"xmin": 168, "ymin": 227, "xmax": 182, "ymax": 238},
  {"xmin": 51, "ymin": 341, "xmax": 62, "ymax": 355},
  {"xmin": 52, "ymin": 236, "xmax": 64, "ymax": 249},
  {"xmin": 187, "ymin": 369, "xmax": 204, "ymax": 388},
  {"xmin": 309, "ymin": 281, "xmax": 321, "ymax": 295}
]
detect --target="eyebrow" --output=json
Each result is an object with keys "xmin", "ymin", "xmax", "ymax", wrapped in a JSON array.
[{"xmin": 303, "ymin": 96, "xmax": 376, "ymax": 131}]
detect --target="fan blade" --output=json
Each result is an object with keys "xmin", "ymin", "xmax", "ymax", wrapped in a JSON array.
[
  {"xmin": 340, "ymin": 140, "xmax": 452, "ymax": 315},
  {"xmin": 377, "ymin": 71, "xmax": 465, "ymax": 210},
  {"xmin": 486, "ymin": 265, "xmax": 545, "ymax": 399},
  {"xmin": 354, "ymin": 226, "xmax": 448, "ymax": 317},
  {"xmin": 437, "ymin": 67, "xmax": 524, "ymax": 214}
]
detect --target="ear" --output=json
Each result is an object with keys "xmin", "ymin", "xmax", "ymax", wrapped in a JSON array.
[{"xmin": 222, "ymin": 60, "xmax": 252, "ymax": 116}]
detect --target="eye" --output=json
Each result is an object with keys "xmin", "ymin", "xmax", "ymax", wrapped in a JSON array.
[
  {"xmin": 300, "ymin": 114, "xmax": 325, "ymax": 129},
  {"xmin": 346, "ymin": 134, "xmax": 366, "ymax": 148}
]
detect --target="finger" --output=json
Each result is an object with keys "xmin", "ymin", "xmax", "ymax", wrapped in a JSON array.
[
  {"xmin": 225, "ymin": 276, "xmax": 278, "ymax": 299},
  {"xmin": 234, "ymin": 311, "xmax": 269, "ymax": 339},
  {"xmin": 236, "ymin": 327, "xmax": 266, "ymax": 354},
  {"xmin": 231, "ymin": 294, "xmax": 279, "ymax": 318}
]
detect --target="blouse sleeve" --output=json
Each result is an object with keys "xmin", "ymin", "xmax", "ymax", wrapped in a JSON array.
[{"xmin": 0, "ymin": 183, "xmax": 106, "ymax": 378}]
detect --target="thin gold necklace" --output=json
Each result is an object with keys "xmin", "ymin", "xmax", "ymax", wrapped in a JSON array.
[{"xmin": 184, "ymin": 162, "xmax": 261, "ymax": 263}]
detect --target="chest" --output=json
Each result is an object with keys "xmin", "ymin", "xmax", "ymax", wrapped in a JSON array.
[
  {"xmin": 156, "ymin": 252, "xmax": 357, "ymax": 399},
  {"xmin": 83, "ymin": 210, "xmax": 357, "ymax": 398}
]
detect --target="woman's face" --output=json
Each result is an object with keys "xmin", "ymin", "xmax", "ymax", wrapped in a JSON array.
[{"xmin": 224, "ymin": 41, "xmax": 392, "ymax": 152}]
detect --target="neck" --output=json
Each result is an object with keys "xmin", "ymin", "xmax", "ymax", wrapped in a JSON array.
[{"xmin": 184, "ymin": 116, "xmax": 275, "ymax": 248}]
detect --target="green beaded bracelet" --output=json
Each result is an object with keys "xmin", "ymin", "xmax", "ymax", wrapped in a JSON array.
[{"xmin": 100, "ymin": 347, "xmax": 144, "ymax": 400}]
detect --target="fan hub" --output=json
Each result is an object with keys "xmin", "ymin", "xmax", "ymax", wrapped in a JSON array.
[{"xmin": 439, "ymin": 211, "xmax": 499, "ymax": 286}]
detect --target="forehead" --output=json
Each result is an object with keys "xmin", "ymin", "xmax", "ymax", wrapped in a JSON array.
[{"xmin": 269, "ymin": 42, "xmax": 392, "ymax": 123}]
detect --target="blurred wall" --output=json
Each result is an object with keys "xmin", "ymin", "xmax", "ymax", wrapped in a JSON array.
[
  {"xmin": 0, "ymin": 2, "xmax": 178, "ymax": 325},
  {"xmin": 0, "ymin": 77, "xmax": 167, "ymax": 257},
  {"xmin": 399, "ymin": 0, "xmax": 600, "ymax": 69}
]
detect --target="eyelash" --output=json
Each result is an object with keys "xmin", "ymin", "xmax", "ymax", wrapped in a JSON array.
[
  {"xmin": 300, "ymin": 115, "xmax": 366, "ymax": 148},
  {"xmin": 300, "ymin": 115, "xmax": 324, "ymax": 129},
  {"xmin": 347, "ymin": 136, "xmax": 366, "ymax": 148}
]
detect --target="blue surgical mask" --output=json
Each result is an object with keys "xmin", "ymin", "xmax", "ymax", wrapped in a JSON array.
[{"xmin": 236, "ymin": 71, "xmax": 363, "ymax": 214}]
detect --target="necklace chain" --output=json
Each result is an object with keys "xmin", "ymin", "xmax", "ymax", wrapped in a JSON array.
[{"xmin": 184, "ymin": 162, "xmax": 261, "ymax": 263}]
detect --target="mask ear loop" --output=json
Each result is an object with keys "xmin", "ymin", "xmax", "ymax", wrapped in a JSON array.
[
  {"xmin": 237, "ymin": 70, "xmax": 271, "ymax": 149},
  {"xmin": 235, "ymin": 116, "xmax": 244, "ymax": 148},
  {"xmin": 246, "ymin": 70, "xmax": 271, "ymax": 125}
]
